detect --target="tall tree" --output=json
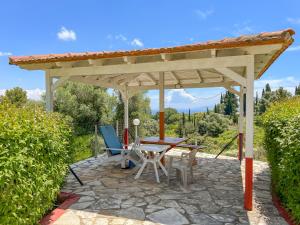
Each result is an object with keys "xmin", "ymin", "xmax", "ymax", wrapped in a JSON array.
[
  {"xmin": 257, "ymin": 85, "xmax": 292, "ymax": 114},
  {"xmin": 295, "ymin": 84, "xmax": 300, "ymax": 95},
  {"xmin": 55, "ymin": 82, "xmax": 116, "ymax": 134},
  {"xmin": 4, "ymin": 87, "xmax": 27, "ymax": 107},
  {"xmin": 265, "ymin": 83, "xmax": 271, "ymax": 92},
  {"xmin": 115, "ymin": 91, "xmax": 152, "ymax": 138},
  {"xmin": 154, "ymin": 107, "xmax": 179, "ymax": 125},
  {"xmin": 255, "ymin": 91, "xmax": 259, "ymax": 105},
  {"xmin": 220, "ymin": 93, "xmax": 224, "ymax": 104},
  {"xmin": 223, "ymin": 91, "xmax": 238, "ymax": 116},
  {"xmin": 188, "ymin": 109, "xmax": 191, "ymax": 121}
]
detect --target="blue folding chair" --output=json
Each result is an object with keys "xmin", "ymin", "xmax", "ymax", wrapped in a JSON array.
[{"xmin": 99, "ymin": 125, "xmax": 141, "ymax": 168}]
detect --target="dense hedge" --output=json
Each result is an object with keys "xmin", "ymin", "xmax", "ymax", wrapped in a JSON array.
[
  {"xmin": 0, "ymin": 103, "xmax": 73, "ymax": 225},
  {"xmin": 262, "ymin": 97, "xmax": 300, "ymax": 223}
]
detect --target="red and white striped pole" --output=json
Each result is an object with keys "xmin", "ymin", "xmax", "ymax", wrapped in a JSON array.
[
  {"xmin": 244, "ymin": 57, "xmax": 254, "ymax": 211},
  {"xmin": 123, "ymin": 96, "xmax": 129, "ymax": 148},
  {"xmin": 159, "ymin": 72, "xmax": 165, "ymax": 140},
  {"xmin": 238, "ymin": 87, "xmax": 244, "ymax": 161}
]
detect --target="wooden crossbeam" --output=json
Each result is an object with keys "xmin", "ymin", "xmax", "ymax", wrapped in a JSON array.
[
  {"xmin": 45, "ymin": 55, "xmax": 252, "ymax": 77},
  {"xmin": 170, "ymin": 71, "xmax": 180, "ymax": 84},
  {"xmin": 195, "ymin": 70, "xmax": 203, "ymax": 82},
  {"xmin": 224, "ymin": 85, "xmax": 240, "ymax": 95},
  {"xmin": 215, "ymin": 67, "xmax": 246, "ymax": 86},
  {"xmin": 146, "ymin": 73, "xmax": 157, "ymax": 84},
  {"xmin": 51, "ymin": 76, "xmax": 70, "ymax": 90}
]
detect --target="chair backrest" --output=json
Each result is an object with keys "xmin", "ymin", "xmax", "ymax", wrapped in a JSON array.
[
  {"xmin": 99, "ymin": 125, "xmax": 122, "ymax": 155},
  {"xmin": 188, "ymin": 149, "xmax": 198, "ymax": 167}
]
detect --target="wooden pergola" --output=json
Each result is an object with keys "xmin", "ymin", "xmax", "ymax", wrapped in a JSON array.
[{"xmin": 9, "ymin": 28, "xmax": 295, "ymax": 210}]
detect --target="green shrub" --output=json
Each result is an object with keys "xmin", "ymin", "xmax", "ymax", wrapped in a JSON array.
[
  {"xmin": 0, "ymin": 103, "xmax": 73, "ymax": 225},
  {"xmin": 262, "ymin": 97, "xmax": 300, "ymax": 223},
  {"xmin": 197, "ymin": 113, "xmax": 230, "ymax": 137}
]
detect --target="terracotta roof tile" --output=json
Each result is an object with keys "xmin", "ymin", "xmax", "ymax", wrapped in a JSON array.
[{"xmin": 9, "ymin": 29, "xmax": 295, "ymax": 66}]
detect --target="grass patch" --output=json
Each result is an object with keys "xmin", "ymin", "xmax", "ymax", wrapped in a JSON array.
[
  {"xmin": 71, "ymin": 134, "xmax": 105, "ymax": 163},
  {"xmin": 187, "ymin": 125, "xmax": 266, "ymax": 161}
]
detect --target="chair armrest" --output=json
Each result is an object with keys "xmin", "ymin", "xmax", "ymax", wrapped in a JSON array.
[{"xmin": 101, "ymin": 147, "xmax": 129, "ymax": 151}]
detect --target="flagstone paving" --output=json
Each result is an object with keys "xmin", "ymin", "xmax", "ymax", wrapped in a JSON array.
[{"xmin": 54, "ymin": 150, "xmax": 287, "ymax": 225}]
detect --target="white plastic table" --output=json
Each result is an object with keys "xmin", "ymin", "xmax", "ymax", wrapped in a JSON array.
[{"xmin": 134, "ymin": 144, "xmax": 170, "ymax": 183}]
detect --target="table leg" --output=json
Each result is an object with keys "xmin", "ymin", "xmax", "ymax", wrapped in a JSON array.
[
  {"xmin": 158, "ymin": 160, "xmax": 168, "ymax": 176},
  {"xmin": 153, "ymin": 162, "xmax": 160, "ymax": 183}
]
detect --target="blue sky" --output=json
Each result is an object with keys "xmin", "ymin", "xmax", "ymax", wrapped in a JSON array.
[{"xmin": 0, "ymin": 0, "xmax": 300, "ymax": 112}]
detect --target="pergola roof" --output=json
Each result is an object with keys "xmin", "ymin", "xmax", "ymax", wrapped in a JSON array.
[{"xmin": 9, "ymin": 29, "xmax": 295, "ymax": 92}]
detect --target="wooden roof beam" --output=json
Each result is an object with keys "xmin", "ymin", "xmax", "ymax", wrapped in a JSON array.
[
  {"xmin": 224, "ymin": 85, "xmax": 240, "ymax": 95},
  {"xmin": 215, "ymin": 67, "xmax": 246, "ymax": 86},
  {"xmin": 195, "ymin": 70, "xmax": 203, "ymax": 83},
  {"xmin": 48, "ymin": 55, "xmax": 253, "ymax": 77},
  {"xmin": 170, "ymin": 71, "xmax": 180, "ymax": 84},
  {"xmin": 161, "ymin": 53, "xmax": 171, "ymax": 62},
  {"xmin": 123, "ymin": 56, "xmax": 136, "ymax": 64},
  {"xmin": 146, "ymin": 73, "xmax": 157, "ymax": 84}
]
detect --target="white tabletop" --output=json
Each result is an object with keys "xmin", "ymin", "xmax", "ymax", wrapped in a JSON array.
[{"xmin": 138, "ymin": 144, "xmax": 170, "ymax": 153}]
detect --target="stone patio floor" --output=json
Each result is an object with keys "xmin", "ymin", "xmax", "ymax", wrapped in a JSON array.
[{"xmin": 54, "ymin": 149, "xmax": 287, "ymax": 225}]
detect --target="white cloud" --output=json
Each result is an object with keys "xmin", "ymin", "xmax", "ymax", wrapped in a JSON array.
[
  {"xmin": 165, "ymin": 89, "xmax": 197, "ymax": 104},
  {"xmin": 0, "ymin": 52, "xmax": 12, "ymax": 57},
  {"xmin": 107, "ymin": 34, "xmax": 144, "ymax": 48},
  {"xmin": 26, "ymin": 89, "xmax": 45, "ymax": 100},
  {"xmin": 255, "ymin": 76, "xmax": 299, "ymax": 96},
  {"xmin": 131, "ymin": 38, "xmax": 144, "ymax": 47},
  {"xmin": 287, "ymin": 17, "xmax": 300, "ymax": 25},
  {"xmin": 0, "ymin": 88, "xmax": 44, "ymax": 101},
  {"xmin": 148, "ymin": 88, "xmax": 223, "ymax": 112},
  {"xmin": 287, "ymin": 45, "xmax": 300, "ymax": 52},
  {"xmin": 195, "ymin": 9, "xmax": 214, "ymax": 20},
  {"xmin": 57, "ymin": 27, "xmax": 76, "ymax": 41},
  {"xmin": 232, "ymin": 22, "xmax": 255, "ymax": 36},
  {"xmin": 115, "ymin": 34, "xmax": 127, "ymax": 42}
]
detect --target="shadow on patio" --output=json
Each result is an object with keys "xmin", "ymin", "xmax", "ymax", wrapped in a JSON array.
[{"xmin": 54, "ymin": 151, "xmax": 284, "ymax": 225}]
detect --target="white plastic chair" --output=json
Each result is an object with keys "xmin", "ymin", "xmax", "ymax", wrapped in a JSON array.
[{"xmin": 167, "ymin": 148, "xmax": 198, "ymax": 189}]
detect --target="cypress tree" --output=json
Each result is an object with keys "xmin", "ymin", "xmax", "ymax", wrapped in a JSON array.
[
  {"xmin": 295, "ymin": 84, "xmax": 300, "ymax": 95},
  {"xmin": 188, "ymin": 109, "xmax": 191, "ymax": 121},
  {"xmin": 265, "ymin": 83, "xmax": 271, "ymax": 92},
  {"xmin": 223, "ymin": 91, "xmax": 238, "ymax": 116},
  {"xmin": 255, "ymin": 91, "xmax": 259, "ymax": 105}
]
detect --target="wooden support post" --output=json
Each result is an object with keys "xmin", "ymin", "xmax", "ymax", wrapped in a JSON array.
[
  {"xmin": 45, "ymin": 71, "xmax": 53, "ymax": 112},
  {"xmin": 244, "ymin": 57, "xmax": 254, "ymax": 211},
  {"xmin": 238, "ymin": 86, "xmax": 244, "ymax": 161},
  {"xmin": 159, "ymin": 72, "xmax": 165, "ymax": 140}
]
